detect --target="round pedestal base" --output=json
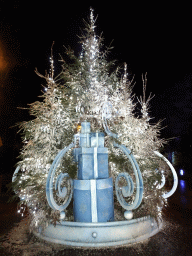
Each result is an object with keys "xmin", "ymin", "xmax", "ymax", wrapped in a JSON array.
[{"xmin": 33, "ymin": 216, "xmax": 162, "ymax": 248}]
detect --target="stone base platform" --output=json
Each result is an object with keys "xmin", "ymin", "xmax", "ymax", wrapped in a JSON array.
[{"xmin": 33, "ymin": 216, "xmax": 162, "ymax": 248}]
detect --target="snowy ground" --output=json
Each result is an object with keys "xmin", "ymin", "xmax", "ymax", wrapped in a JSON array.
[{"xmin": 0, "ymin": 213, "xmax": 192, "ymax": 256}]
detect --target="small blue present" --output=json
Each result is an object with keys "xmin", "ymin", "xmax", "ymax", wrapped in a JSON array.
[{"xmin": 79, "ymin": 132, "xmax": 105, "ymax": 148}]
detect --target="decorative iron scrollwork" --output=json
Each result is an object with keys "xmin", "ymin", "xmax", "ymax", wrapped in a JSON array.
[
  {"xmin": 102, "ymin": 112, "xmax": 144, "ymax": 214},
  {"xmin": 115, "ymin": 172, "xmax": 134, "ymax": 206},
  {"xmin": 114, "ymin": 143, "xmax": 143, "ymax": 211},
  {"xmin": 46, "ymin": 142, "xmax": 75, "ymax": 213},
  {"xmin": 154, "ymin": 151, "xmax": 178, "ymax": 199}
]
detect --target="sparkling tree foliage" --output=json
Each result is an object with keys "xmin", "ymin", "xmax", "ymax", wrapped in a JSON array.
[{"xmin": 12, "ymin": 9, "xmax": 168, "ymax": 230}]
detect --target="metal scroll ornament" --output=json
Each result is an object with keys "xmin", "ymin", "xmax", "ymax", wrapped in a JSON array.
[
  {"xmin": 114, "ymin": 144, "xmax": 143, "ymax": 212},
  {"xmin": 46, "ymin": 142, "xmax": 75, "ymax": 219},
  {"xmin": 102, "ymin": 105, "xmax": 144, "ymax": 217},
  {"xmin": 154, "ymin": 151, "xmax": 178, "ymax": 199},
  {"xmin": 102, "ymin": 101, "xmax": 178, "ymax": 216}
]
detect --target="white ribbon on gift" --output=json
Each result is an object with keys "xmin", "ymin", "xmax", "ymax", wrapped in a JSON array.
[
  {"xmin": 94, "ymin": 147, "xmax": 98, "ymax": 179},
  {"xmin": 90, "ymin": 179, "xmax": 98, "ymax": 222}
]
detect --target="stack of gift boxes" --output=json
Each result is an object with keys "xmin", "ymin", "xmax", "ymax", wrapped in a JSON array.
[{"xmin": 73, "ymin": 122, "xmax": 114, "ymax": 222}]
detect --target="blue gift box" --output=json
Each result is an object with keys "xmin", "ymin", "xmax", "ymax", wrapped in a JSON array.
[
  {"xmin": 77, "ymin": 147, "xmax": 109, "ymax": 180},
  {"xmin": 73, "ymin": 177, "xmax": 114, "ymax": 222},
  {"xmin": 73, "ymin": 132, "xmax": 109, "ymax": 180},
  {"xmin": 79, "ymin": 132, "xmax": 105, "ymax": 148}
]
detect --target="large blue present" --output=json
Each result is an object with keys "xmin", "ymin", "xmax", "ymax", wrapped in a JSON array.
[{"xmin": 73, "ymin": 177, "xmax": 114, "ymax": 222}]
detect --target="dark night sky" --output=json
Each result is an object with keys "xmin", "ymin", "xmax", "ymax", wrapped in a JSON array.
[{"xmin": 0, "ymin": 1, "xmax": 192, "ymax": 155}]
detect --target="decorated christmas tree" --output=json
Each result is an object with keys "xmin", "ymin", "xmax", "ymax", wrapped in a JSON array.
[{"xmin": 12, "ymin": 9, "xmax": 175, "ymax": 234}]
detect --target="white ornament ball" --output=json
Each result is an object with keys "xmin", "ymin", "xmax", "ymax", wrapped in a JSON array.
[
  {"xmin": 60, "ymin": 211, "xmax": 66, "ymax": 220},
  {"xmin": 92, "ymin": 232, "xmax": 97, "ymax": 238},
  {"xmin": 124, "ymin": 210, "xmax": 133, "ymax": 220}
]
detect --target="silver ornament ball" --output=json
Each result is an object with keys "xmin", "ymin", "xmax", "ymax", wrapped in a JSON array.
[
  {"xmin": 124, "ymin": 210, "xmax": 133, "ymax": 219},
  {"xmin": 60, "ymin": 211, "xmax": 66, "ymax": 220}
]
